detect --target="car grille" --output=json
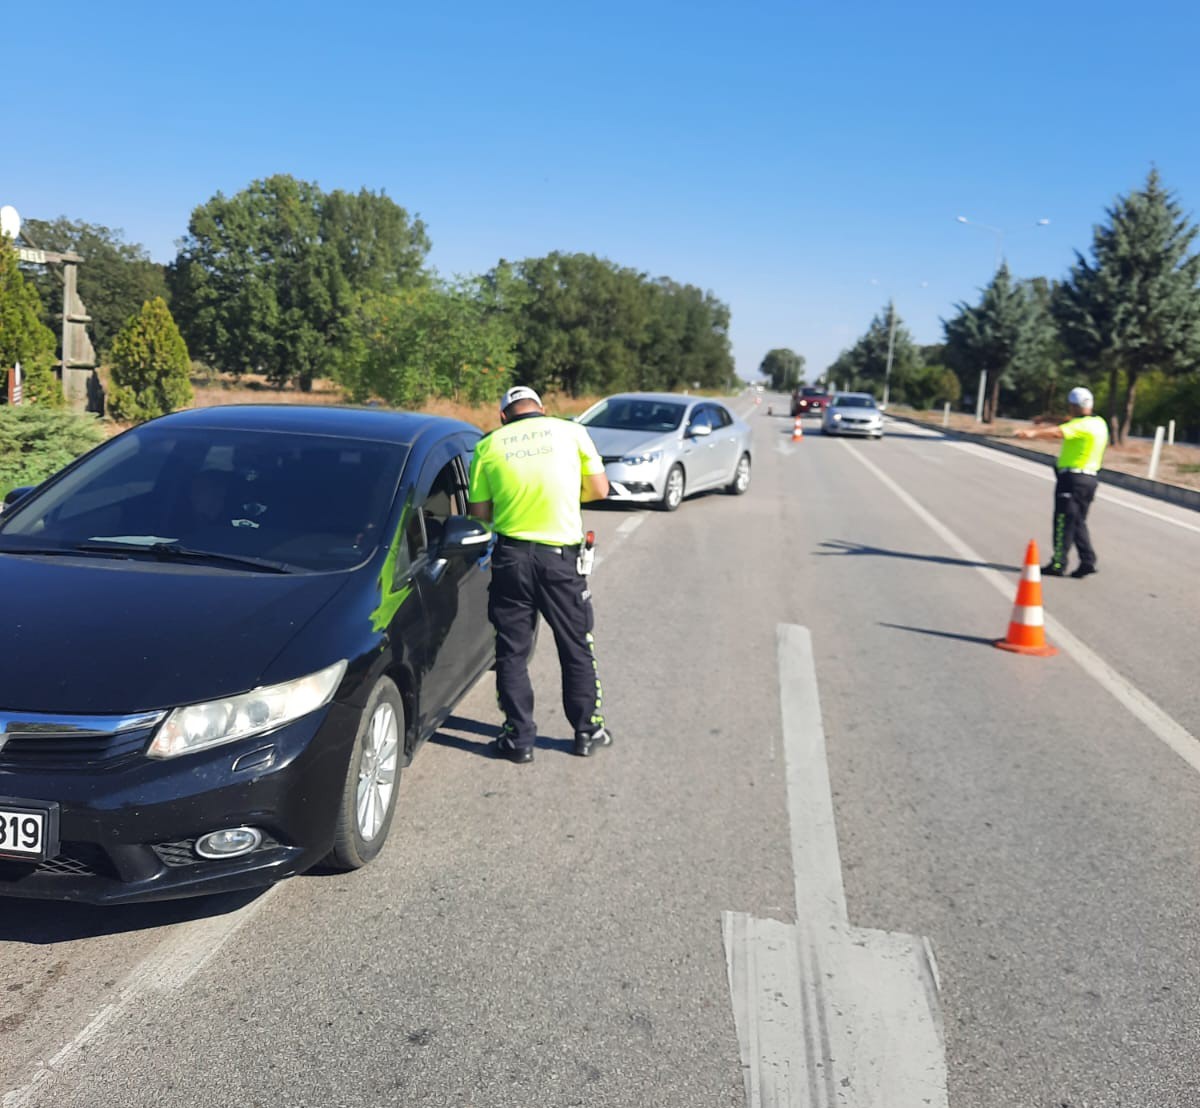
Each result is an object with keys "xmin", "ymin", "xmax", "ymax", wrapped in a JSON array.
[
  {"xmin": 0, "ymin": 842, "xmax": 120, "ymax": 881},
  {"xmin": 0, "ymin": 711, "xmax": 166, "ymax": 770},
  {"xmin": 601, "ymin": 456, "xmax": 623, "ymax": 465}
]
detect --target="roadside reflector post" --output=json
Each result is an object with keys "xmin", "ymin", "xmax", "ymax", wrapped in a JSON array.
[
  {"xmin": 942, "ymin": 401, "xmax": 950, "ymax": 427},
  {"xmin": 1168, "ymin": 419, "xmax": 1176, "ymax": 446},
  {"xmin": 1148, "ymin": 425, "xmax": 1165, "ymax": 481}
]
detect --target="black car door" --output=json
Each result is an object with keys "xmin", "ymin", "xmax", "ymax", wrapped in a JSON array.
[{"xmin": 405, "ymin": 442, "xmax": 491, "ymax": 736}]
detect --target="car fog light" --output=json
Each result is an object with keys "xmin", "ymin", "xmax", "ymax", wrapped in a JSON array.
[{"xmin": 195, "ymin": 827, "xmax": 263, "ymax": 859}]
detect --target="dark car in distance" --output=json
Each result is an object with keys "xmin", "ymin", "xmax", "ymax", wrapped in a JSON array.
[
  {"xmin": 790, "ymin": 386, "xmax": 830, "ymax": 418},
  {"xmin": 0, "ymin": 405, "xmax": 494, "ymax": 903}
]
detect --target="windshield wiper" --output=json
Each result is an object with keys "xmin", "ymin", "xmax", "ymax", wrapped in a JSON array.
[{"xmin": 73, "ymin": 540, "xmax": 293, "ymax": 574}]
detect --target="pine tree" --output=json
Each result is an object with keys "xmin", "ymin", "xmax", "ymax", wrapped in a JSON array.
[
  {"xmin": 943, "ymin": 266, "xmax": 1051, "ymax": 422},
  {"xmin": 107, "ymin": 297, "xmax": 193, "ymax": 422},
  {"xmin": 1054, "ymin": 169, "xmax": 1200, "ymax": 443},
  {"xmin": 0, "ymin": 236, "xmax": 62, "ymax": 406}
]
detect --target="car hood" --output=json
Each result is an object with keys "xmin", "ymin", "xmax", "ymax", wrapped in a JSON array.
[
  {"xmin": 584, "ymin": 428, "xmax": 677, "ymax": 458},
  {"xmin": 0, "ymin": 554, "xmax": 351, "ymax": 714}
]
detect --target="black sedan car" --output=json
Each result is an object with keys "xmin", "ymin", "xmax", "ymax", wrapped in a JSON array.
[{"xmin": 0, "ymin": 405, "xmax": 495, "ymax": 903}]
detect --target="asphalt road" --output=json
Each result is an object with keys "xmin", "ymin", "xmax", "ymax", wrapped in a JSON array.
[{"xmin": 3, "ymin": 393, "xmax": 1199, "ymax": 1107}]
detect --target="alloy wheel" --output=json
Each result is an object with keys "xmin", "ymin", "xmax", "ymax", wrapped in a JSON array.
[{"xmin": 356, "ymin": 701, "xmax": 399, "ymax": 842}]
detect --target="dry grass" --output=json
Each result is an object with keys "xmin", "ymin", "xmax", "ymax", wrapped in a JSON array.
[{"xmin": 895, "ymin": 407, "xmax": 1200, "ymax": 492}]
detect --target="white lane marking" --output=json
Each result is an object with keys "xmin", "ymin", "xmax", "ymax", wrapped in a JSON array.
[
  {"xmin": 839, "ymin": 440, "xmax": 1200, "ymax": 772},
  {"xmin": 616, "ymin": 514, "xmax": 645, "ymax": 537},
  {"xmin": 723, "ymin": 626, "xmax": 948, "ymax": 1107},
  {"xmin": 931, "ymin": 436, "xmax": 1200, "ymax": 536},
  {"xmin": 778, "ymin": 624, "xmax": 847, "ymax": 924},
  {"xmin": 3, "ymin": 890, "xmax": 279, "ymax": 1107}
]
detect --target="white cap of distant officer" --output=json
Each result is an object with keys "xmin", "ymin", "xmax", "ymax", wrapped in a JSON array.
[
  {"xmin": 500, "ymin": 386, "xmax": 543, "ymax": 419},
  {"xmin": 1067, "ymin": 386, "xmax": 1094, "ymax": 411}
]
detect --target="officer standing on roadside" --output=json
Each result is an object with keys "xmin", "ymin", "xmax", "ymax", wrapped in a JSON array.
[
  {"xmin": 1015, "ymin": 385, "xmax": 1109, "ymax": 578},
  {"xmin": 468, "ymin": 386, "xmax": 613, "ymax": 763}
]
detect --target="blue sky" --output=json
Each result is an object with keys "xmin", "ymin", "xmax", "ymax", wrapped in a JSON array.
[{"xmin": 7, "ymin": 0, "xmax": 1199, "ymax": 379}]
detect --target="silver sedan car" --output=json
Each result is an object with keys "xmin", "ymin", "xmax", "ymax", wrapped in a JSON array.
[
  {"xmin": 577, "ymin": 393, "xmax": 753, "ymax": 511},
  {"xmin": 821, "ymin": 392, "xmax": 884, "ymax": 438}
]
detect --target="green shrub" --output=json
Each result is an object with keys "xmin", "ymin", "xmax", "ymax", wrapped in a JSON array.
[
  {"xmin": 0, "ymin": 406, "xmax": 105, "ymax": 499},
  {"xmin": 107, "ymin": 297, "xmax": 192, "ymax": 422}
]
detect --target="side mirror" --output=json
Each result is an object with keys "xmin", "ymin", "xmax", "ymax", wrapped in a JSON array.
[
  {"xmin": 1, "ymin": 486, "xmax": 35, "ymax": 513},
  {"xmin": 689, "ymin": 423, "xmax": 713, "ymax": 439},
  {"xmin": 438, "ymin": 515, "xmax": 493, "ymax": 558}
]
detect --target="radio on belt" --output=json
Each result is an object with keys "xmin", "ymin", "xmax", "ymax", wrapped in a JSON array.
[{"xmin": 577, "ymin": 530, "xmax": 596, "ymax": 575}]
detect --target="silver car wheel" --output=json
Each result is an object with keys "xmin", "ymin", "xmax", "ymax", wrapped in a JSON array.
[
  {"xmin": 356, "ymin": 701, "xmax": 399, "ymax": 842},
  {"xmin": 662, "ymin": 465, "xmax": 685, "ymax": 511},
  {"xmin": 733, "ymin": 455, "xmax": 750, "ymax": 492}
]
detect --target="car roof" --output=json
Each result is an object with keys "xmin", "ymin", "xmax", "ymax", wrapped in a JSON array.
[
  {"xmin": 599, "ymin": 392, "xmax": 714, "ymax": 405},
  {"xmin": 146, "ymin": 404, "xmax": 479, "ymax": 446}
]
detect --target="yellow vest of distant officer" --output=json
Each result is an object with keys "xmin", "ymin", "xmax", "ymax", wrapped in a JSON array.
[
  {"xmin": 469, "ymin": 416, "xmax": 605, "ymax": 545},
  {"xmin": 1057, "ymin": 415, "xmax": 1108, "ymax": 473}
]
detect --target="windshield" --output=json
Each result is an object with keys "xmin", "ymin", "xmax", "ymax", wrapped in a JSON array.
[
  {"xmin": 0, "ymin": 425, "xmax": 409, "ymax": 572},
  {"xmin": 832, "ymin": 395, "xmax": 877, "ymax": 409},
  {"xmin": 580, "ymin": 398, "xmax": 686, "ymax": 432}
]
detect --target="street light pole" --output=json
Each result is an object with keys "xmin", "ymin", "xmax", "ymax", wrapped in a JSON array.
[
  {"xmin": 956, "ymin": 215, "xmax": 1050, "ymax": 271},
  {"xmin": 883, "ymin": 305, "xmax": 897, "ymax": 408}
]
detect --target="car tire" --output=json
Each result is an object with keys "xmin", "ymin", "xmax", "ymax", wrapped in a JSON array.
[
  {"xmin": 658, "ymin": 464, "xmax": 685, "ymax": 511},
  {"xmin": 328, "ymin": 676, "xmax": 404, "ymax": 871},
  {"xmin": 727, "ymin": 453, "xmax": 751, "ymax": 495}
]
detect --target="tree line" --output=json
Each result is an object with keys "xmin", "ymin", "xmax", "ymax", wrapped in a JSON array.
[
  {"xmin": 783, "ymin": 170, "xmax": 1200, "ymax": 444},
  {"xmin": 1, "ymin": 173, "xmax": 737, "ymax": 422}
]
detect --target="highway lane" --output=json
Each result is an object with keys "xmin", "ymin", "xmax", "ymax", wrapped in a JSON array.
[{"xmin": 3, "ymin": 393, "xmax": 1199, "ymax": 1106}]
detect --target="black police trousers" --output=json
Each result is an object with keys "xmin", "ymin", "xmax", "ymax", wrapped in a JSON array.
[
  {"xmin": 488, "ymin": 537, "xmax": 604, "ymax": 749},
  {"xmin": 1051, "ymin": 471, "xmax": 1098, "ymax": 571}
]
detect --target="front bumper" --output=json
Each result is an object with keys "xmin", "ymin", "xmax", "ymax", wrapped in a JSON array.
[
  {"xmin": 603, "ymin": 459, "xmax": 667, "ymax": 503},
  {"xmin": 824, "ymin": 420, "xmax": 883, "ymax": 436},
  {"xmin": 0, "ymin": 703, "xmax": 359, "ymax": 903}
]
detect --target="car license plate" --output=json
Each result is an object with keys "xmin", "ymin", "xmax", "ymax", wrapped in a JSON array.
[{"xmin": 0, "ymin": 800, "xmax": 60, "ymax": 862}]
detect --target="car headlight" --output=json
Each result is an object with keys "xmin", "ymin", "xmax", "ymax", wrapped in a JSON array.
[
  {"xmin": 619, "ymin": 449, "xmax": 664, "ymax": 466},
  {"xmin": 147, "ymin": 660, "xmax": 348, "ymax": 759},
  {"xmin": 830, "ymin": 412, "xmax": 842, "ymax": 421}
]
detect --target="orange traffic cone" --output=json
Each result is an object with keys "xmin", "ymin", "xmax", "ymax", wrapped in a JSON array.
[
  {"xmin": 792, "ymin": 416, "xmax": 804, "ymax": 442},
  {"xmin": 996, "ymin": 540, "xmax": 1057, "ymax": 657}
]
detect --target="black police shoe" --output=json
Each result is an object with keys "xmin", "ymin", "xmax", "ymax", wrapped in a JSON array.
[
  {"xmin": 574, "ymin": 726, "xmax": 614, "ymax": 758},
  {"xmin": 493, "ymin": 734, "xmax": 533, "ymax": 764},
  {"xmin": 1070, "ymin": 564, "xmax": 1098, "ymax": 579},
  {"xmin": 1041, "ymin": 563, "xmax": 1065, "ymax": 577}
]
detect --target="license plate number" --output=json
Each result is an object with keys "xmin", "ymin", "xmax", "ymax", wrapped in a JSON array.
[{"xmin": 0, "ymin": 803, "xmax": 55, "ymax": 860}]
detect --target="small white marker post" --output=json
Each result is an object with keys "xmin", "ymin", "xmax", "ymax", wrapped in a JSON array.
[
  {"xmin": 1168, "ymin": 419, "xmax": 1176, "ymax": 446},
  {"xmin": 1149, "ymin": 425, "xmax": 1166, "ymax": 480},
  {"xmin": 942, "ymin": 401, "xmax": 950, "ymax": 427},
  {"xmin": 975, "ymin": 370, "xmax": 987, "ymax": 423}
]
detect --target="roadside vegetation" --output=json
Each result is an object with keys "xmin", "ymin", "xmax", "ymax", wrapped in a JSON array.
[{"xmin": 813, "ymin": 170, "xmax": 1200, "ymax": 445}]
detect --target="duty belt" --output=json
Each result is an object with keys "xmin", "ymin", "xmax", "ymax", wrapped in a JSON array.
[
  {"xmin": 1057, "ymin": 467, "xmax": 1098, "ymax": 475},
  {"xmin": 496, "ymin": 535, "xmax": 581, "ymax": 554}
]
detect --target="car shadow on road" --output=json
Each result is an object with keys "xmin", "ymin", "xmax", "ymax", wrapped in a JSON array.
[
  {"xmin": 815, "ymin": 539, "xmax": 1020, "ymax": 573},
  {"xmin": 0, "ymin": 887, "xmax": 265, "ymax": 944},
  {"xmin": 878, "ymin": 622, "xmax": 999, "ymax": 647},
  {"xmin": 430, "ymin": 715, "xmax": 575, "ymax": 758}
]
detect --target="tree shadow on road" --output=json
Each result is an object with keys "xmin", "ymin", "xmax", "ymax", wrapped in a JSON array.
[
  {"xmin": 815, "ymin": 539, "xmax": 1020, "ymax": 573},
  {"xmin": 0, "ymin": 887, "xmax": 265, "ymax": 944},
  {"xmin": 429, "ymin": 715, "xmax": 575, "ymax": 759}
]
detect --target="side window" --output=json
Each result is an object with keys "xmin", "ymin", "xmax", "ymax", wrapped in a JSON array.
[
  {"xmin": 420, "ymin": 459, "xmax": 464, "ymax": 550},
  {"xmin": 713, "ymin": 406, "xmax": 733, "ymax": 428}
]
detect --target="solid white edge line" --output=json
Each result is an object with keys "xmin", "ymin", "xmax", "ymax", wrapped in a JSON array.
[
  {"xmin": 839, "ymin": 439, "xmax": 1200, "ymax": 774},
  {"xmin": 3, "ymin": 888, "xmax": 280, "ymax": 1107}
]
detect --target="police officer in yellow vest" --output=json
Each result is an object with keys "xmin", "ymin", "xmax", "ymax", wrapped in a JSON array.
[
  {"xmin": 1015, "ymin": 385, "xmax": 1108, "ymax": 578},
  {"xmin": 468, "ymin": 386, "xmax": 612, "ymax": 763}
]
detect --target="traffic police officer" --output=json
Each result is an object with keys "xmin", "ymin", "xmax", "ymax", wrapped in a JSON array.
[
  {"xmin": 1015, "ymin": 385, "xmax": 1108, "ymax": 578},
  {"xmin": 468, "ymin": 386, "xmax": 612, "ymax": 763}
]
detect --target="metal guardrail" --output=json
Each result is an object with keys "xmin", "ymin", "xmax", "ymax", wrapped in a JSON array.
[{"xmin": 887, "ymin": 414, "xmax": 1200, "ymax": 514}]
